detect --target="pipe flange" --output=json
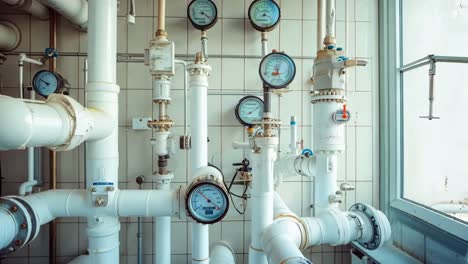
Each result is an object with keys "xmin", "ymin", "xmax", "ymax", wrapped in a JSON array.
[
  {"xmin": 148, "ymin": 119, "xmax": 174, "ymax": 130},
  {"xmin": 349, "ymin": 203, "xmax": 390, "ymax": 250},
  {"xmin": 0, "ymin": 197, "xmax": 37, "ymax": 256},
  {"xmin": 310, "ymin": 89, "xmax": 346, "ymax": 104},
  {"xmin": 0, "ymin": 21, "xmax": 21, "ymax": 51},
  {"xmin": 282, "ymin": 256, "xmax": 313, "ymax": 264}
]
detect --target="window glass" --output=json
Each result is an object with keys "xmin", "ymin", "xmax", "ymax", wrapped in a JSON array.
[{"xmin": 402, "ymin": 0, "xmax": 468, "ymax": 222}]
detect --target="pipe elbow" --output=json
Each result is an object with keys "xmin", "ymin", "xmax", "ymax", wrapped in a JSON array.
[{"xmin": 0, "ymin": 95, "xmax": 34, "ymax": 149}]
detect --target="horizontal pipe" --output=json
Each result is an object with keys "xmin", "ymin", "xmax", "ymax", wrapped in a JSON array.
[
  {"xmin": 38, "ymin": 0, "xmax": 88, "ymax": 30},
  {"xmin": 210, "ymin": 241, "xmax": 236, "ymax": 264},
  {"xmin": 15, "ymin": 189, "xmax": 179, "ymax": 226},
  {"xmin": 0, "ymin": 95, "xmax": 113, "ymax": 151},
  {"xmin": 1, "ymin": 0, "xmax": 49, "ymax": 20},
  {"xmin": 0, "ymin": 21, "xmax": 20, "ymax": 51}
]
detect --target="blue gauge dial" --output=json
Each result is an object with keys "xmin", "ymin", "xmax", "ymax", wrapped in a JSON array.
[
  {"xmin": 32, "ymin": 70, "xmax": 62, "ymax": 98},
  {"xmin": 259, "ymin": 52, "xmax": 296, "ymax": 89},
  {"xmin": 188, "ymin": 0, "xmax": 218, "ymax": 30},
  {"xmin": 248, "ymin": 0, "xmax": 281, "ymax": 32},
  {"xmin": 187, "ymin": 181, "xmax": 229, "ymax": 224},
  {"xmin": 235, "ymin": 96, "xmax": 264, "ymax": 127}
]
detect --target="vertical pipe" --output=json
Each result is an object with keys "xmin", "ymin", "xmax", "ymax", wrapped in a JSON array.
[
  {"xmin": 137, "ymin": 217, "xmax": 143, "ymax": 264},
  {"xmin": 317, "ymin": 0, "xmax": 326, "ymax": 49},
  {"xmin": 86, "ymin": 0, "xmax": 120, "ymax": 262},
  {"xmin": 325, "ymin": 0, "xmax": 335, "ymax": 37},
  {"xmin": 155, "ymin": 182, "xmax": 171, "ymax": 264},
  {"xmin": 188, "ymin": 59, "xmax": 211, "ymax": 264},
  {"xmin": 290, "ymin": 116, "xmax": 298, "ymax": 154},
  {"xmin": 157, "ymin": 0, "xmax": 166, "ymax": 32},
  {"xmin": 48, "ymin": 10, "xmax": 57, "ymax": 264}
]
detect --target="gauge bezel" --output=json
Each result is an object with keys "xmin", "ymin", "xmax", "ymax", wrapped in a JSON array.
[
  {"xmin": 248, "ymin": 0, "xmax": 281, "ymax": 32},
  {"xmin": 235, "ymin": 95, "xmax": 264, "ymax": 127},
  {"xmin": 185, "ymin": 178, "xmax": 229, "ymax": 224},
  {"xmin": 32, "ymin": 70, "xmax": 64, "ymax": 98},
  {"xmin": 259, "ymin": 52, "xmax": 296, "ymax": 89},
  {"xmin": 187, "ymin": 0, "xmax": 219, "ymax": 31}
]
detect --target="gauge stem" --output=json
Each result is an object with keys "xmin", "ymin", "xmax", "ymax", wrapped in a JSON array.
[
  {"xmin": 261, "ymin": 32, "xmax": 268, "ymax": 57},
  {"xmin": 201, "ymin": 31, "xmax": 208, "ymax": 59}
]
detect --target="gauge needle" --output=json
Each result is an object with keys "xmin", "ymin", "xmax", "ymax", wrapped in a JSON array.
[
  {"xmin": 271, "ymin": 71, "xmax": 280, "ymax": 76},
  {"xmin": 263, "ymin": 13, "xmax": 271, "ymax": 20},
  {"xmin": 247, "ymin": 106, "xmax": 260, "ymax": 115},
  {"xmin": 40, "ymin": 79, "xmax": 50, "ymax": 86},
  {"xmin": 198, "ymin": 190, "xmax": 221, "ymax": 210},
  {"xmin": 201, "ymin": 11, "xmax": 212, "ymax": 20}
]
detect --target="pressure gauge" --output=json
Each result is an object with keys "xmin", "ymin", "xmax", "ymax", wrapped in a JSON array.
[
  {"xmin": 248, "ymin": 0, "xmax": 281, "ymax": 32},
  {"xmin": 259, "ymin": 51, "xmax": 296, "ymax": 89},
  {"xmin": 235, "ymin": 96, "xmax": 264, "ymax": 127},
  {"xmin": 188, "ymin": 0, "xmax": 218, "ymax": 31},
  {"xmin": 32, "ymin": 70, "xmax": 64, "ymax": 98},
  {"xmin": 186, "ymin": 175, "xmax": 229, "ymax": 224}
]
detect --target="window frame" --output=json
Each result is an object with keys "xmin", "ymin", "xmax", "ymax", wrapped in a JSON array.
[{"xmin": 379, "ymin": 0, "xmax": 468, "ymax": 242}]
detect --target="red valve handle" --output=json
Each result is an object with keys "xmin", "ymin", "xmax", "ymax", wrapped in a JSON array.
[{"xmin": 342, "ymin": 104, "xmax": 348, "ymax": 119}]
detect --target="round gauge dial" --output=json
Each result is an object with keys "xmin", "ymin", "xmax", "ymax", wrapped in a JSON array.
[
  {"xmin": 235, "ymin": 96, "xmax": 264, "ymax": 127},
  {"xmin": 186, "ymin": 180, "xmax": 229, "ymax": 224},
  {"xmin": 259, "ymin": 52, "xmax": 296, "ymax": 89},
  {"xmin": 32, "ymin": 70, "xmax": 63, "ymax": 98},
  {"xmin": 248, "ymin": 0, "xmax": 281, "ymax": 32},
  {"xmin": 188, "ymin": 0, "xmax": 218, "ymax": 30}
]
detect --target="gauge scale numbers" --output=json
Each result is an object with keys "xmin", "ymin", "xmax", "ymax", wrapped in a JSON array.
[
  {"xmin": 249, "ymin": 0, "xmax": 281, "ymax": 31},
  {"xmin": 188, "ymin": 184, "xmax": 228, "ymax": 224},
  {"xmin": 259, "ymin": 52, "xmax": 296, "ymax": 89},
  {"xmin": 188, "ymin": 0, "xmax": 218, "ymax": 30}
]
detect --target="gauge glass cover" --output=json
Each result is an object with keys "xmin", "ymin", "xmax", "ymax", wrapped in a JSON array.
[
  {"xmin": 235, "ymin": 96, "xmax": 264, "ymax": 126},
  {"xmin": 259, "ymin": 52, "xmax": 296, "ymax": 89},
  {"xmin": 32, "ymin": 70, "xmax": 61, "ymax": 98},
  {"xmin": 248, "ymin": 0, "xmax": 281, "ymax": 32},
  {"xmin": 187, "ymin": 183, "xmax": 228, "ymax": 224},
  {"xmin": 188, "ymin": 0, "xmax": 218, "ymax": 30}
]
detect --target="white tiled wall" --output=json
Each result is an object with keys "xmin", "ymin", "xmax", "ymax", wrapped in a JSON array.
[{"xmin": 0, "ymin": 0, "xmax": 378, "ymax": 263}]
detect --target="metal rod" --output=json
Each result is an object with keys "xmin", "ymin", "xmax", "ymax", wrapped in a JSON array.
[
  {"xmin": 399, "ymin": 55, "xmax": 431, "ymax": 71},
  {"xmin": 207, "ymin": 90, "xmax": 264, "ymax": 96},
  {"xmin": 433, "ymin": 55, "xmax": 468, "ymax": 63},
  {"xmin": 48, "ymin": 10, "xmax": 57, "ymax": 264},
  {"xmin": 419, "ymin": 60, "xmax": 440, "ymax": 120},
  {"xmin": 399, "ymin": 55, "xmax": 468, "ymax": 72},
  {"xmin": 175, "ymin": 60, "xmax": 188, "ymax": 135}
]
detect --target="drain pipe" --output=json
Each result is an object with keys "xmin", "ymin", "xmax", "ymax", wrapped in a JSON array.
[
  {"xmin": 188, "ymin": 52, "xmax": 212, "ymax": 264},
  {"xmin": 1, "ymin": 0, "xmax": 49, "ymax": 20},
  {"xmin": 0, "ymin": 21, "xmax": 21, "ymax": 51}
]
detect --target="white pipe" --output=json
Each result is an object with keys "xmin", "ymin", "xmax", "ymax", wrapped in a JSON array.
[
  {"xmin": 157, "ymin": 0, "xmax": 165, "ymax": 32},
  {"xmin": 313, "ymin": 153, "xmax": 338, "ymax": 215},
  {"xmin": 68, "ymin": 255, "xmax": 91, "ymax": 264},
  {"xmin": 325, "ymin": 0, "xmax": 335, "ymax": 37},
  {"xmin": 155, "ymin": 181, "xmax": 171, "ymax": 264},
  {"xmin": 0, "ymin": 21, "xmax": 20, "ymax": 52},
  {"xmin": 0, "ymin": 208, "xmax": 18, "ymax": 249},
  {"xmin": 1, "ymin": 0, "xmax": 49, "ymax": 20},
  {"xmin": 188, "ymin": 61, "xmax": 212, "ymax": 264},
  {"xmin": 210, "ymin": 241, "xmax": 236, "ymax": 264},
  {"xmin": 0, "ymin": 95, "xmax": 113, "ymax": 151},
  {"xmin": 249, "ymin": 137, "xmax": 277, "ymax": 264},
  {"xmin": 317, "ymin": 0, "xmax": 325, "ymax": 49},
  {"xmin": 38, "ymin": 0, "xmax": 88, "ymax": 30},
  {"xmin": 174, "ymin": 60, "xmax": 188, "ymax": 135}
]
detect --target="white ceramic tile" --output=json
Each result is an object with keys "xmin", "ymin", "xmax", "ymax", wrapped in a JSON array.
[
  {"xmin": 30, "ymin": 18, "xmax": 49, "ymax": 52},
  {"xmin": 302, "ymin": 0, "xmax": 317, "ymax": 20},
  {"xmin": 165, "ymin": 18, "xmax": 188, "ymax": 54},
  {"xmin": 222, "ymin": 19, "xmax": 245, "ymax": 55},
  {"xmin": 346, "ymin": 0, "xmax": 356, "ymax": 21},
  {"xmin": 166, "ymin": 0, "xmax": 187, "ymax": 17},
  {"xmin": 223, "ymin": 0, "xmax": 244, "ymax": 18},
  {"xmin": 345, "ymin": 126, "xmax": 356, "ymax": 182},
  {"xmin": 126, "ymin": 129, "xmax": 153, "ymax": 178},
  {"xmin": 208, "ymin": 58, "xmax": 222, "ymax": 89},
  {"xmin": 280, "ymin": 90, "xmax": 303, "ymax": 126},
  {"xmin": 171, "ymin": 222, "xmax": 188, "ymax": 254},
  {"xmin": 127, "ymin": 63, "xmax": 152, "ymax": 89},
  {"xmin": 279, "ymin": 19, "xmax": 302, "ymax": 56},
  {"xmin": 355, "ymin": 21, "xmax": 372, "ymax": 58},
  {"xmin": 244, "ymin": 58, "xmax": 262, "ymax": 90},
  {"xmin": 117, "ymin": 17, "xmax": 129, "ymax": 53},
  {"xmin": 127, "ymin": 17, "xmax": 153, "ymax": 53},
  {"xmin": 244, "ymin": 20, "xmax": 280, "ymax": 56},
  {"xmin": 355, "ymin": 0, "xmax": 375, "ymax": 22},
  {"xmin": 135, "ymin": 0, "xmax": 154, "ymax": 17},
  {"xmin": 336, "ymin": 0, "xmax": 346, "ymax": 21},
  {"xmin": 207, "ymin": 94, "xmax": 222, "ymax": 125},
  {"xmin": 302, "ymin": 20, "xmax": 318, "ymax": 57},
  {"xmin": 221, "ymin": 126, "xmax": 245, "ymax": 172},
  {"xmin": 355, "ymin": 181, "xmax": 373, "ymax": 205},
  {"xmin": 356, "ymin": 126, "xmax": 373, "ymax": 181},
  {"xmin": 281, "ymin": 0, "xmax": 303, "ymax": 20},
  {"xmin": 348, "ymin": 91, "xmax": 372, "ymax": 126},
  {"xmin": 356, "ymin": 59, "xmax": 372, "ymax": 91},
  {"xmin": 57, "ymin": 16, "xmax": 80, "ymax": 52},
  {"xmin": 221, "ymin": 94, "xmax": 244, "ymax": 126},
  {"xmin": 221, "ymin": 58, "xmax": 244, "ymax": 90},
  {"xmin": 57, "ymin": 223, "xmax": 79, "ymax": 256},
  {"xmin": 222, "ymin": 221, "xmax": 244, "ymax": 253}
]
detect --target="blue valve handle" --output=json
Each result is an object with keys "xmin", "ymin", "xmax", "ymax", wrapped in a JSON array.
[
  {"xmin": 44, "ymin": 48, "xmax": 59, "ymax": 58},
  {"xmin": 302, "ymin": 149, "xmax": 314, "ymax": 156}
]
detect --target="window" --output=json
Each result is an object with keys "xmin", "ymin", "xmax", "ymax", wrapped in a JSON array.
[{"xmin": 400, "ymin": 0, "xmax": 468, "ymax": 223}]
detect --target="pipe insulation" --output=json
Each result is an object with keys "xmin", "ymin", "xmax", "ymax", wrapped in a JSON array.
[
  {"xmin": 0, "ymin": 95, "xmax": 113, "ymax": 151},
  {"xmin": 0, "ymin": 21, "xmax": 21, "ymax": 51},
  {"xmin": 38, "ymin": 0, "xmax": 88, "ymax": 30},
  {"xmin": 209, "ymin": 241, "xmax": 236, "ymax": 264},
  {"xmin": 1, "ymin": 0, "xmax": 49, "ymax": 20}
]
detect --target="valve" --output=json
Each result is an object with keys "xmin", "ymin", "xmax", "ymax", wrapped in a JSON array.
[{"xmin": 44, "ymin": 48, "xmax": 58, "ymax": 58}]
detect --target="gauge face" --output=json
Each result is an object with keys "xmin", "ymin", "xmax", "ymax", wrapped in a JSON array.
[
  {"xmin": 32, "ymin": 70, "xmax": 62, "ymax": 98},
  {"xmin": 248, "ymin": 0, "xmax": 281, "ymax": 32},
  {"xmin": 259, "ymin": 52, "xmax": 296, "ymax": 89},
  {"xmin": 188, "ymin": 0, "xmax": 218, "ymax": 30},
  {"xmin": 235, "ymin": 96, "xmax": 264, "ymax": 127},
  {"xmin": 187, "ymin": 182, "xmax": 229, "ymax": 224}
]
